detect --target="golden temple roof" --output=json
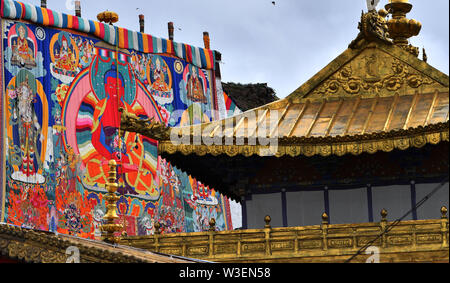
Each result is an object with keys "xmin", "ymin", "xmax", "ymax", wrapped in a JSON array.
[
  {"xmin": 121, "ymin": 7, "xmax": 449, "ymax": 159},
  {"xmin": 0, "ymin": 223, "xmax": 203, "ymax": 263}
]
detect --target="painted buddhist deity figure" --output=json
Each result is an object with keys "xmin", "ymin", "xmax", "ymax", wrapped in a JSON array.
[
  {"xmin": 91, "ymin": 64, "xmax": 138, "ymax": 181},
  {"xmin": 63, "ymin": 47, "xmax": 162, "ymax": 199},
  {"xmin": 147, "ymin": 55, "xmax": 173, "ymax": 105},
  {"xmin": 78, "ymin": 39, "xmax": 95, "ymax": 68},
  {"xmin": 47, "ymin": 204, "xmax": 58, "ymax": 233},
  {"xmin": 65, "ymin": 146, "xmax": 80, "ymax": 193},
  {"xmin": 151, "ymin": 58, "xmax": 170, "ymax": 92},
  {"xmin": 50, "ymin": 32, "xmax": 80, "ymax": 84},
  {"xmin": 131, "ymin": 52, "xmax": 147, "ymax": 81},
  {"xmin": 11, "ymin": 23, "xmax": 37, "ymax": 68},
  {"xmin": 18, "ymin": 78, "xmax": 38, "ymax": 177},
  {"xmin": 55, "ymin": 35, "xmax": 77, "ymax": 74},
  {"xmin": 139, "ymin": 213, "xmax": 155, "ymax": 235},
  {"xmin": 187, "ymin": 67, "xmax": 207, "ymax": 103},
  {"xmin": 87, "ymin": 60, "xmax": 163, "ymax": 197},
  {"xmin": 92, "ymin": 206, "xmax": 105, "ymax": 238},
  {"xmin": 9, "ymin": 71, "xmax": 46, "ymax": 184}
]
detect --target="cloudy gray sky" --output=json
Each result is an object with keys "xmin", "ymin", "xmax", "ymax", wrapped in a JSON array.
[{"xmin": 27, "ymin": 0, "xmax": 449, "ymax": 98}]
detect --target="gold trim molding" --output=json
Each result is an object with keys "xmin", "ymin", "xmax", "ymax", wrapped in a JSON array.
[
  {"xmin": 122, "ymin": 208, "xmax": 450, "ymax": 263},
  {"xmin": 159, "ymin": 122, "xmax": 449, "ymax": 158},
  {"xmin": 0, "ymin": 224, "xmax": 191, "ymax": 263}
]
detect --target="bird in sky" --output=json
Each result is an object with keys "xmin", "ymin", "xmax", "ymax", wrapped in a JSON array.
[{"xmin": 272, "ymin": 1, "xmax": 276, "ymax": 5}]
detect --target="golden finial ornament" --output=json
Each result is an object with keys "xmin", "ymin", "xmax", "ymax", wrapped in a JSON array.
[
  {"xmin": 264, "ymin": 215, "xmax": 271, "ymax": 228},
  {"xmin": 154, "ymin": 222, "xmax": 161, "ymax": 235},
  {"xmin": 209, "ymin": 218, "xmax": 216, "ymax": 231},
  {"xmin": 441, "ymin": 206, "xmax": 448, "ymax": 219},
  {"xmin": 322, "ymin": 212, "xmax": 329, "ymax": 225},
  {"xmin": 97, "ymin": 11, "xmax": 119, "ymax": 25},
  {"xmin": 385, "ymin": 0, "xmax": 421, "ymax": 56},
  {"xmin": 381, "ymin": 208, "xmax": 388, "ymax": 221},
  {"xmin": 101, "ymin": 159, "xmax": 123, "ymax": 244}
]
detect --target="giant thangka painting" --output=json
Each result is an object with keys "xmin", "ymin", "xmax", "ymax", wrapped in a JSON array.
[{"xmin": 1, "ymin": 1, "xmax": 240, "ymax": 238}]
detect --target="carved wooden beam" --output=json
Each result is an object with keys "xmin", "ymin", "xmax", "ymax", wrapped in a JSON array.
[{"xmin": 120, "ymin": 109, "xmax": 171, "ymax": 141}]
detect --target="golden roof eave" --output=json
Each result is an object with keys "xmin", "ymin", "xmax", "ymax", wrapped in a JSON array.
[
  {"xmin": 155, "ymin": 89, "xmax": 449, "ymax": 158},
  {"xmin": 159, "ymin": 122, "xmax": 449, "ymax": 158}
]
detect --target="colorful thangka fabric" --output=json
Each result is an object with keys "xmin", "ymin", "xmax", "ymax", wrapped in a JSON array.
[
  {"xmin": 0, "ymin": 18, "xmax": 239, "ymax": 239},
  {"xmin": 0, "ymin": 0, "xmax": 215, "ymax": 70},
  {"xmin": 0, "ymin": 19, "xmax": 3, "ymax": 220},
  {"xmin": 223, "ymin": 91, "xmax": 242, "ymax": 118}
]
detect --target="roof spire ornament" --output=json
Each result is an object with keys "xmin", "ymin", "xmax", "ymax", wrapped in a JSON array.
[
  {"xmin": 349, "ymin": 7, "xmax": 393, "ymax": 49},
  {"xmin": 422, "ymin": 47, "xmax": 428, "ymax": 63},
  {"xmin": 385, "ymin": 0, "xmax": 421, "ymax": 56},
  {"xmin": 97, "ymin": 11, "xmax": 119, "ymax": 25}
]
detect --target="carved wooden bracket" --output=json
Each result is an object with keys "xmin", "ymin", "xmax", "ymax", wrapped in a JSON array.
[{"xmin": 120, "ymin": 109, "xmax": 171, "ymax": 141}]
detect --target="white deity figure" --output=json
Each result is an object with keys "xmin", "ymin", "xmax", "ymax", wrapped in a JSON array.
[
  {"xmin": 92, "ymin": 208, "xmax": 105, "ymax": 238},
  {"xmin": 140, "ymin": 214, "xmax": 154, "ymax": 235},
  {"xmin": 10, "ymin": 73, "xmax": 46, "ymax": 184}
]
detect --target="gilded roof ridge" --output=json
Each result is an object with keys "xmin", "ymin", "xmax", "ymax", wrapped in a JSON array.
[{"xmin": 0, "ymin": 223, "xmax": 196, "ymax": 263}]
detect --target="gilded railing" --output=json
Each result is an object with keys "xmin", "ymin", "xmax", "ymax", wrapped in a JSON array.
[{"xmin": 121, "ymin": 208, "xmax": 449, "ymax": 263}]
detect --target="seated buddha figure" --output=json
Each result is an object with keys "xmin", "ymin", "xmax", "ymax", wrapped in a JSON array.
[
  {"xmin": 186, "ymin": 67, "xmax": 207, "ymax": 103},
  {"xmin": 79, "ymin": 40, "xmax": 94, "ymax": 68},
  {"xmin": 150, "ymin": 58, "xmax": 170, "ymax": 92},
  {"xmin": 11, "ymin": 24, "xmax": 36, "ymax": 68},
  {"xmin": 90, "ymin": 64, "xmax": 141, "ymax": 194},
  {"xmin": 55, "ymin": 35, "xmax": 77, "ymax": 73},
  {"xmin": 92, "ymin": 65, "xmax": 130, "ymax": 167}
]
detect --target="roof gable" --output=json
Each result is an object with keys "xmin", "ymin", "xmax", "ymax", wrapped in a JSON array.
[{"xmin": 287, "ymin": 40, "xmax": 449, "ymax": 102}]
